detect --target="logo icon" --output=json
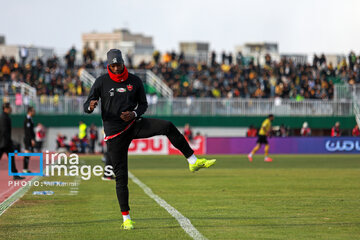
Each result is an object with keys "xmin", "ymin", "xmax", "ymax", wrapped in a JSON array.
[
  {"xmin": 8, "ymin": 151, "xmax": 43, "ymax": 176},
  {"xmin": 117, "ymin": 88, "xmax": 126, "ymax": 93},
  {"xmin": 112, "ymin": 58, "xmax": 117, "ymax": 63},
  {"xmin": 127, "ymin": 84, "xmax": 133, "ymax": 91}
]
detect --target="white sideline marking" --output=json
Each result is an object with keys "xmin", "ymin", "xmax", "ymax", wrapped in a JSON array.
[
  {"xmin": 0, "ymin": 176, "xmax": 42, "ymax": 216},
  {"xmin": 128, "ymin": 171, "xmax": 207, "ymax": 240}
]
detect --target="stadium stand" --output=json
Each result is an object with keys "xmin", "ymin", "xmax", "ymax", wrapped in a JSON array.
[{"xmin": 1, "ymin": 48, "xmax": 360, "ymax": 100}]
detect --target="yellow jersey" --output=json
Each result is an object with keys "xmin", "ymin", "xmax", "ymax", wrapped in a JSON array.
[
  {"xmin": 259, "ymin": 118, "xmax": 271, "ymax": 136},
  {"xmin": 79, "ymin": 123, "xmax": 87, "ymax": 139}
]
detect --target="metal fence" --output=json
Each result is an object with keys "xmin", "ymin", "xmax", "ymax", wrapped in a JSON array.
[
  {"xmin": 334, "ymin": 83, "xmax": 360, "ymax": 100},
  {"xmin": 354, "ymin": 102, "xmax": 360, "ymax": 128},
  {"xmin": 334, "ymin": 83, "xmax": 360, "ymax": 126},
  {"xmin": 353, "ymin": 87, "xmax": 360, "ymax": 128},
  {"xmin": 1, "ymin": 96, "xmax": 354, "ymax": 116},
  {"xmin": 147, "ymin": 98, "xmax": 354, "ymax": 116},
  {"xmin": 352, "ymin": 85, "xmax": 360, "ymax": 100},
  {"xmin": 0, "ymin": 82, "xmax": 37, "ymax": 98},
  {"xmin": 0, "ymin": 96, "xmax": 100, "ymax": 115}
]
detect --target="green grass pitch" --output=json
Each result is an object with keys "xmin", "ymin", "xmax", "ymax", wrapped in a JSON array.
[{"xmin": 0, "ymin": 154, "xmax": 359, "ymax": 240}]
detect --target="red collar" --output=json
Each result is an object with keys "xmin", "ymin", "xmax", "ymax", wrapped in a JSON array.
[{"xmin": 107, "ymin": 65, "xmax": 129, "ymax": 83}]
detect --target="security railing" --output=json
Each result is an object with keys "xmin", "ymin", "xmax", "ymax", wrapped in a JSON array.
[
  {"xmin": 334, "ymin": 83, "xmax": 360, "ymax": 100},
  {"xmin": 143, "ymin": 70, "xmax": 173, "ymax": 98},
  {"xmin": 0, "ymin": 82, "xmax": 37, "ymax": 98},
  {"xmin": 354, "ymin": 101, "xmax": 360, "ymax": 128},
  {"xmin": 1, "ymin": 96, "xmax": 354, "ymax": 116},
  {"xmin": 79, "ymin": 68, "xmax": 96, "ymax": 89},
  {"xmin": 146, "ymin": 98, "xmax": 353, "ymax": 116},
  {"xmin": 351, "ymin": 85, "xmax": 360, "ymax": 128},
  {"xmin": 334, "ymin": 83, "xmax": 360, "ymax": 127},
  {"xmin": 352, "ymin": 84, "xmax": 360, "ymax": 100}
]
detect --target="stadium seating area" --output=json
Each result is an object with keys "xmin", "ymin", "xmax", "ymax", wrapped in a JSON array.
[
  {"xmin": 139, "ymin": 52, "xmax": 360, "ymax": 99},
  {"xmin": 1, "ymin": 48, "xmax": 360, "ymax": 100},
  {"xmin": 0, "ymin": 55, "xmax": 86, "ymax": 98}
]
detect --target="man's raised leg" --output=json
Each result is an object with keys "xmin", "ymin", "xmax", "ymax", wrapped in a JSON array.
[{"xmin": 133, "ymin": 118, "xmax": 216, "ymax": 172}]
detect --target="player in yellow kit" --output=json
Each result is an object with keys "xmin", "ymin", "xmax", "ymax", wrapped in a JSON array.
[{"xmin": 248, "ymin": 114, "xmax": 274, "ymax": 162}]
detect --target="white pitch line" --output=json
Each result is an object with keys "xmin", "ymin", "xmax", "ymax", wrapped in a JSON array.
[
  {"xmin": 128, "ymin": 171, "xmax": 207, "ymax": 240},
  {"xmin": 0, "ymin": 176, "xmax": 42, "ymax": 216}
]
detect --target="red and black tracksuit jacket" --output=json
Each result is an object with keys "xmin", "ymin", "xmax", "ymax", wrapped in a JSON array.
[{"xmin": 83, "ymin": 72, "xmax": 148, "ymax": 138}]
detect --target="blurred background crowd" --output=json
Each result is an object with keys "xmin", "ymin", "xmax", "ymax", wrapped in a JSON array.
[{"xmin": 1, "ymin": 45, "xmax": 360, "ymax": 100}]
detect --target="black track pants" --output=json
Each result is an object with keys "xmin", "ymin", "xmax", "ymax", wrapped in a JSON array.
[
  {"xmin": 0, "ymin": 146, "xmax": 18, "ymax": 173},
  {"xmin": 106, "ymin": 118, "xmax": 194, "ymax": 212}
]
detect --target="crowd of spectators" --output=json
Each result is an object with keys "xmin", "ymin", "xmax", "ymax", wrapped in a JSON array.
[
  {"xmin": 1, "ymin": 46, "xmax": 360, "ymax": 100},
  {"xmin": 139, "ymin": 51, "xmax": 360, "ymax": 99},
  {"xmin": 0, "ymin": 53, "xmax": 86, "ymax": 99}
]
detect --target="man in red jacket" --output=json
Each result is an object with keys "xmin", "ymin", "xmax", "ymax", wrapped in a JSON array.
[
  {"xmin": 352, "ymin": 125, "xmax": 360, "ymax": 137},
  {"xmin": 331, "ymin": 122, "xmax": 341, "ymax": 137},
  {"xmin": 246, "ymin": 125, "xmax": 257, "ymax": 137}
]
